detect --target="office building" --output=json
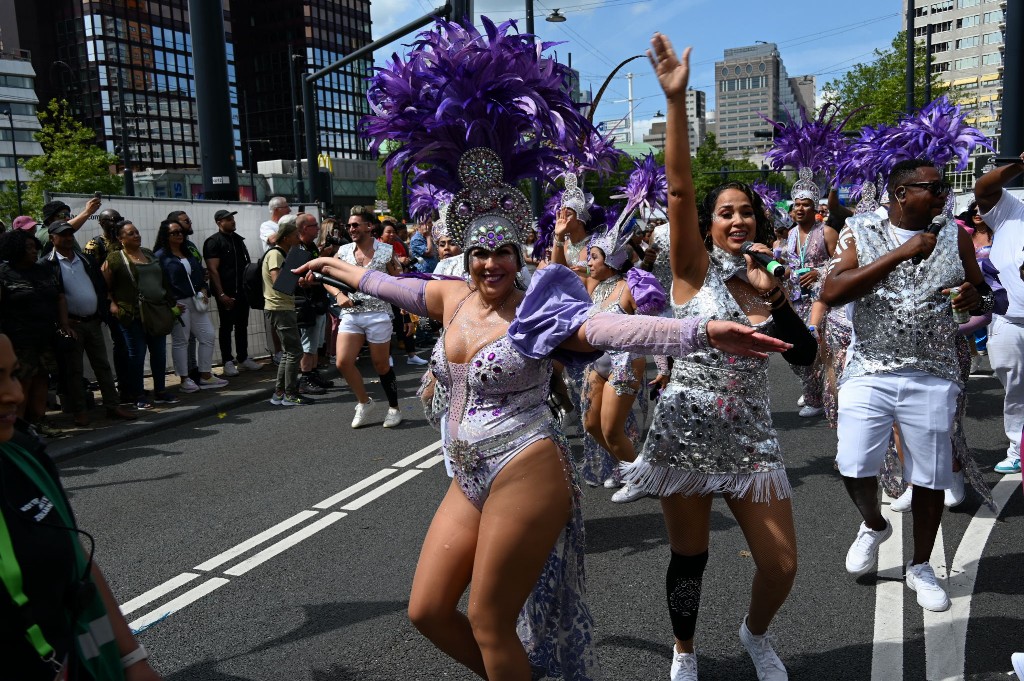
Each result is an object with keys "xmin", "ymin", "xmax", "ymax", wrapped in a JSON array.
[
  {"xmin": 0, "ymin": 53, "xmax": 43, "ymax": 196},
  {"xmin": 714, "ymin": 42, "xmax": 814, "ymax": 161},
  {"xmin": 904, "ymin": 0, "xmax": 1005, "ymax": 151}
]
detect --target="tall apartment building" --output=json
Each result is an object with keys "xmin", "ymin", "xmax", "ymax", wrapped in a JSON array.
[
  {"xmin": 643, "ymin": 90, "xmax": 707, "ymax": 156},
  {"xmin": 5, "ymin": 0, "xmax": 373, "ymax": 175},
  {"xmin": 0, "ymin": 54, "xmax": 44, "ymax": 196},
  {"xmin": 714, "ymin": 43, "xmax": 815, "ymax": 161},
  {"xmin": 904, "ymin": 0, "xmax": 1006, "ymax": 151}
]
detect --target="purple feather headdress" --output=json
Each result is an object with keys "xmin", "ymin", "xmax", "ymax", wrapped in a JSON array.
[
  {"xmin": 408, "ymin": 179, "xmax": 453, "ymax": 225},
  {"xmin": 363, "ymin": 17, "xmax": 595, "ymax": 197},
  {"xmin": 750, "ymin": 180, "xmax": 781, "ymax": 210},
  {"xmin": 620, "ymin": 154, "xmax": 667, "ymax": 221}
]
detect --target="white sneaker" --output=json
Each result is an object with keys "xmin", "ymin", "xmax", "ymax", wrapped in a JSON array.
[
  {"xmin": 738, "ymin": 617, "xmax": 788, "ymax": 680},
  {"xmin": 670, "ymin": 645, "xmax": 698, "ymax": 681},
  {"xmin": 222, "ymin": 360, "xmax": 240, "ymax": 377},
  {"xmin": 798, "ymin": 405, "xmax": 823, "ymax": 418},
  {"xmin": 944, "ymin": 471, "xmax": 965, "ymax": 508},
  {"xmin": 906, "ymin": 561, "xmax": 950, "ymax": 612},
  {"xmin": 383, "ymin": 407, "xmax": 403, "ymax": 428},
  {"xmin": 406, "ymin": 354, "xmax": 428, "ymax": 366},
  {"xmin": 239, "ymin": 357, "xmax": 262, "ymax": 371},
  {"xmin": 603, "ymin": 476, "xmax": 622, "ymax": 489},
  {"xmin": 890, "ymin": 486, "xmax": 913, "ymax": 513},
  {"xmin": 611, "ymin": 482, "xmax": 647, "ymax": 503},
  {"xmin": 198, "ymin": 375, "xmax": 229, "ymax": 389},
  {"xmin": 351, "ymin": 399, "xmax": 375, "ymax": 428},
  {"xmin": 846, "ymin": 521, "xmax": 892, "ymax": 576},
  {"xmin": 179, "ymin": 378, "xmax": 200, "ymax": 394},
  {"xmin": 796, "ymin": 395, "xmax": 805, "ymax": 408},
  {"xmin": 1011, "ymin": 652, "xmax": 1024, "ymax": 680}
]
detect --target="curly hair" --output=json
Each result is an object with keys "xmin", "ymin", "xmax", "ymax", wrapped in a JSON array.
[
  {"xmin": 697, "ymin": 181, "xmax": 774, "ymax": 251},
  {"xmin": 0, "ymin": 229, "xmax": 40, "ymax": 265},
  {"xmin": 153, "ymin": 219, "xmax": 182, "ymax": 254}
]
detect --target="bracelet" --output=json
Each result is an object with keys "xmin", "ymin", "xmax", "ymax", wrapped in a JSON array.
[
  {"xmin": 121, "ymin": 644, "xmax": 149, "ymax": 669},
  {"xmin": 761, "ymin": 286, "xmax": 782, "ymax": 299},
  {"xmin": 552, "ymin": 239, "xmax": 564, "ymax": 248},
  {"xmin": 696, "ymin": 316, "xmax": 714, "ymax": 349}
]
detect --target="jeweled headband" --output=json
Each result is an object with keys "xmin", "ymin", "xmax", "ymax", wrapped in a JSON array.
[
  {"xmin": 790, "ymin": 167, "xmax": 820, "ymax": 204},
  {"xmin": 447, "ymin": 148, "xmax": 530, "ymax": 252},
  {"xmin": 558, "ymin": 172, "xmax": 591, "ymax": 224}
]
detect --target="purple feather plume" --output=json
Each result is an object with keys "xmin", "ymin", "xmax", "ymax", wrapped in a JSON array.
[
  {"xmin": 619, "ymin": 154, "xmax": 667, "ymax": 220},
  {"xmin": 750, "ymin": 180, "xmax": 781, "ymax": 209},
  {"xmin": 362, "ymin": 17, "xmax": 596, "ymax": 195},
  {"xmin": 407, "ymin": 175, "xmax": 452, "ymax": 223},
  {"xmin": 761, "ymin": 102, "xmax": 859, "ymax": 178}
]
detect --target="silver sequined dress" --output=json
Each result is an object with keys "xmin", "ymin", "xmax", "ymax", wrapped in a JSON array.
[{"xmin": 623, "ymin": 253, "xmax": 792, "ymax": 501}]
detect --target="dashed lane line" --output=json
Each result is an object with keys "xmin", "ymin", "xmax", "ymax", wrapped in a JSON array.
[
  {"xmin": 312, "ymin": 468, "xmax": 398, "ymax": 510},
  {"xmin": 193, "ymin": 510, "xmax": 321, "ymax": 572},
  {"xmin": 340, "ymin": 470, "xmax": 423, "ymax": 511},
  {"xmin": 392, "ymin": 441, "xmax": 443, "ymax": 468},
  {"xmin": 129, "ymin": 578, "xmax": 231, "ymax": 632},
  {"xmin": 120, "ymin": 572, "xmax": 201, "ymax": 616}
]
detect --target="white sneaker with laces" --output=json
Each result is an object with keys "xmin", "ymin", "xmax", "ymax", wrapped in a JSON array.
[
  {"xmin": 845, "ymin": 521, "xmax": 892, "ymax": 576},
  {"xmin": 406, "ymin": 354, "xmax": 428, "ymax": 366},
  {"xmin": 906, "ymin": 561, "xmax": 950, "ymax": 612},
  {"xmin": 670, "ymin": 645, "xmax": 698, "ymax": 681},
  {"xmin": 1011, "ymin": 652, "xmax": 1024, "ymax": 680},
  {"xmin": 611, "ymin": 482, "xmax": 647, "ymax": 503},
  {"xmin": 383, "ymin": 407, "xmax": 403, "ymax": 428},
  {"xmin": 239, "ymin": 357, "xmax": 262, "ymax": 371},
  {"xmin": 944, "ymin": 471, "xmax": 965, "ymax": 508},
  {"xmin": 797, "ymin": 405, "xmax": 823, "ymax": 418},
  {"xmin": 351, "ymin": 399, "xmax": 375, "ymax": 428},
  {"xmin": 738, "ymin": 617, "xmax": 788, "ymax": 680},
  {"xmin": 179, "ymin": 378, "xmax": 200, "ymax": 393},
  {"xmin": 222, "ymin": 360, "xmax": 239, "ymax": 377},
  {"xmin": 199, "ymin": 375, "xmax": 229, "ymax": 389},
  {"xmin": 890, "ymin": 486, "xmax": 913, "ymax": 513}
]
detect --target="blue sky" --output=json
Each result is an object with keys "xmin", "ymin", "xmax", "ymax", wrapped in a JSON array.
[{"xmin": 369, "ymin": 0, "xmax": 904, "ymax": 140}]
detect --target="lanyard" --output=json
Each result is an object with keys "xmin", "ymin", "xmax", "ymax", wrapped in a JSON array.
[
  {"xmin": 794, "ymin": 225, "xmax": 813, "ymax": 269},
  {"xmin": 0, "ymin": 505, "xmax": 59, "ymax": 666}
]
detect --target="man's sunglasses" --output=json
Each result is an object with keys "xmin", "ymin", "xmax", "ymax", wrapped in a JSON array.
[{"xmin": 902, "ymin": 181, "xmax": 952, "ymax": 196}]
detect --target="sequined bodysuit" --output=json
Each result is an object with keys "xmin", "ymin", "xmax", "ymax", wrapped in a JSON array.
[{"xmin": 624, "ymin": 255, "xmax": 792, "ymax": 501}]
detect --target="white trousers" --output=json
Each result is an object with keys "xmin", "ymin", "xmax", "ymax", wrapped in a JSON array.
[
  {"xmin": 987, "ymin": 315, "xmax": 1024, "ymax": 462},
  {"xmin": 836, "ymin": 373, "xmax": 959, "ymax": 490},
  {"xmin": 171, "ymin": 297, "xmax": 216, "ymax": 375}
]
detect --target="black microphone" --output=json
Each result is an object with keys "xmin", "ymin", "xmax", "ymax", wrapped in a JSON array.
[
  {"xmin": 310, "ymin": 271, "xmax": 358, "ymax": 295},
  {"xmin": 740, "ymin": 242, "xmax": 789, "ymax": 278},
  {"xmin": 911, "ymin": 215, "xmax": 948, "ymax": 265}
]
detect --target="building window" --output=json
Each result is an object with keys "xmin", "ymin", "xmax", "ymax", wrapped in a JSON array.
[
  {"xmin": 957, "ymin": 0, "xmax": 980, "ymax": 7},
  {"xmin": 954, "ymin": 56, "xmax": 980, "ymax": 69},
  {"xmin": 981, "ymin": 52, "xmax": 1002, "ymax": 66},
  {"xmin": 956, "ymin": 36, "xmax": 979, "ymax": 49},
  {"xmin": 931, "ymin": 41, "xmax": 951, "ymax": 52},
  {"xmin": 983, "ymin": 10, "xmax": 1003, "ymax": 23},
  {"xmin": 958, "ymin": 14, "xmax": 980, "ymax": 28}
]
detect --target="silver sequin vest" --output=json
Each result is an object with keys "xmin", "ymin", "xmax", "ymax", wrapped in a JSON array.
[
  {"xmin": 337, "ymin": 241, "xmax": 394, "ymax": 316},
  {"xmin": 843, "ymin": 213, "xmax": 964, "ymax": 384}
]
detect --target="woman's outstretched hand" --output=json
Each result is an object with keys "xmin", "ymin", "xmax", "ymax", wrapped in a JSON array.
[
  {"xmin": 648, "ymin": 33, "xmax": 691, "ymax": 101},
  {"xmin": 293, "ymin": 256, "xmax": 342, "ymax": 286},
  {"xmin": 707, "ymin": 321, "xmax": 792, "ymax": 359}
]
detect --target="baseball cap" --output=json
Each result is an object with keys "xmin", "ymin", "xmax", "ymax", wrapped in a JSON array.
[
  {"xmin": 47, "ymin": 220, "xmax": 75, "ymax": 235},
  {"xmin": 214, "ymin": 210, "xmax": 237, "ymax": 221},
  {"xmin": 12, "ymin": 215, "xmax": 38, "ymax": 231},
  {"xmin": 42, "ymin": 200, "xmax": 71, "ymax": 223}
]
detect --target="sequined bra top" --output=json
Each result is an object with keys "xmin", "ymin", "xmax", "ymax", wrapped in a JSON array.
[
  {"xmin": 843, "ymin": 213, "xmax": 964, "ymax": 384},
  {"xmin": 336, "ymin": 242, "xmax": 394, "ymax": 315},
  {"xmin": 650, "ymin": 224, "xmax": 673, "ymax": 295}
]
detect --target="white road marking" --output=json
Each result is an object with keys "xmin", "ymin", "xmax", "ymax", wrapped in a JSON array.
[
  {"xmin": 924, "ymin": 473, "xmax": 1021, "ymax": 681},
  {"xmin": 129, "ymin": 578, "xmax": 231, "ymax": 633},
  {"xmin": 224, "ymin": 512, "xmax": 347, "ymax": 577},
  {"xmin": 120, "ymin": 572, "xmax": 201, "ymax": 616},
  {"xmin": 871, "ymin": 504, "xmax": 905, "ymax": 681},
  {"xmin": 312, "ymin": 468, "xmax": 398, "ymax": 509},
  {"xmin": 392, "ymin": 441, "xmax": 442, "ymax": 467},
  {"xmin": 341, "ymin": 470, "xmax": 424, "ymax": 511},
  {"xmin": 193, "ymin": 510, "xmax": 321, "ymax": 572},
  {"xmin": 416, "ymin": 454, "xmax": 445, "ymax": 469}
]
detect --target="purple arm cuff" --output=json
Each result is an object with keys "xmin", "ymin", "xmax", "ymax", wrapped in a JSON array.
[
  {"xmin": 358, "ymin": 270, "xmax": 430, "ymax": 316},
  {"xmin": 583, "ymin": 312, "xmax": 706, "ymax": 358},
  {"xmin": 958, "ymin": 313, "xmax": 991, "ymax": 336}
]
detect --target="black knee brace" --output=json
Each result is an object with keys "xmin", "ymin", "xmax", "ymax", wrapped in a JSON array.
[
  {"xmin": 380, "ymin": 368, "xmax": 399, "ymax": 408},
  {"xmin": 666, "ymin": 549, "xmax": 709, "ymax": 642}
]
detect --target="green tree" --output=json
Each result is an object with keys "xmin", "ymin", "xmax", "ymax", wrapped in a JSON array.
[
  {"xmin": 689, "ymin": 133, "xmax": 790, "ymax": 201},
  {"xmin": 0, "ymin": 99, "xmax": 121, "ymax": 222},
  {"xmin": 823, "ymin": 31, "xmax": 954, "ymax": 130}
]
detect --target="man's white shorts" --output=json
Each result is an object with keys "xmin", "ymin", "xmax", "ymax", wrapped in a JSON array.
[
  {"xmin": 336, "ymin": 310, "xmax": 393, "ymax": 344},
  {"xmin": 836, "ymin": 372, "xmax": 960, "ymax": 490},
  {"xmin": 300, "ymin": 313, "xmax": 327, "ymax": 354}
]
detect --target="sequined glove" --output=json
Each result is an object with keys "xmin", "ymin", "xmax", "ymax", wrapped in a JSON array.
[{"xmin": 358, "ymin": 270, "xmax": 430, "ymax": 316}]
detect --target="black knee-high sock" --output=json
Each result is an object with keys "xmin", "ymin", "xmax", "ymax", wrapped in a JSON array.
[
  {"xmin": 380, "ymin": 368, "xmax": 399, "ymax": 408},
  {"xmin": 666, "ymin": 549, "xmax": 709, "ymax": 643}
]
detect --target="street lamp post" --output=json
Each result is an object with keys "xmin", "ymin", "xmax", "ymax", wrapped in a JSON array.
[
  {"xmin": 1, "ymin": 107, "xmax": 24, "ymax": 215},
  {"xmin": 115, "ymin": 72, "xmax": 135, "ymax": 196},
  {"xmin": 246, "ymin": 138, "xmax": 270, "ymax": 201}
]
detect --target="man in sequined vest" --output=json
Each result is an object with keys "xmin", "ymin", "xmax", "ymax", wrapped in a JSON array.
[{"xmin": 821, "ymin": 159, "xmax": 991, "ymax": 614}]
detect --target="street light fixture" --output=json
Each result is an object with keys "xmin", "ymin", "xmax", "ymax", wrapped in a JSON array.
[
  {"xmin": 546, "ymin": 9, "xmax": 566, "ymax": 22},
  {"xmin": 0, "ymin": 107, "xmax": 24, "ymax": 215}
]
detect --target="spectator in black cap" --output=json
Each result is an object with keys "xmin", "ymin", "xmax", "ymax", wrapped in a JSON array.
[
  {"xmin": 36, "ymin": 196, "xmax": 101, "ymax": 257},
  {"xmin": 43, "ymin": 221, "xmax": 137, "ymax": 425},
  {"xmin": 0, "ymin": 229, "xmax": 66, "ymax": 436},
  {"xmin": 204, "ymin": 210, "xmax": 261, "ymax": 376}
]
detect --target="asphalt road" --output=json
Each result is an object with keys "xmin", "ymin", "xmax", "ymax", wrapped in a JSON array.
[{"xmin": 59, "ymin": 354, "xmax": 1023, "ymax": 681}]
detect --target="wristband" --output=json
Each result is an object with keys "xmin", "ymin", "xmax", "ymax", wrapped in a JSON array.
[
  {"xmin": 761, "ymin": 286, "xmax": 782, "ymax": 299},
  {"xmin": 121, "ymin": 644, "xmax": 149, "ymax": 669}
]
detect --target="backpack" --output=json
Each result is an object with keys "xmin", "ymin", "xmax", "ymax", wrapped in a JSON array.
[{"xmin": 243, "ymin": 246, "xmax": 282, "ymax": 311}]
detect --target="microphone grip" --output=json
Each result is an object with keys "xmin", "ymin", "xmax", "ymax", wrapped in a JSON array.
[
  {"xmin": 911, "ymin": 222, "xmax": 945, "ymax": 265},
  {"xmin": 311, "ymin": 271, "xmax": 358, "ymax": 295},
  {"xmin": 741, "ymin": 244, "xmax": 790, "ymax": 278}
]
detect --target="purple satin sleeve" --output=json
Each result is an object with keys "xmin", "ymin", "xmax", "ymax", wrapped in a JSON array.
[
  {"xmin": 626, "ymin": 267, "xmax": 667, "ymax": 315},
  {"xmin": 958, "ymin": 313, "xmax": 991, "ymax": 336},
  {"xmin": 358, "ymin": 270, "xmax": 430, "ymax": 316},
  {"xmin": 507, "ymin": 264, "xmax": 603, "ymax": 367},
  {"xmin": 584, "ymin": 312, "xmax": 706, "ymax": 357}
]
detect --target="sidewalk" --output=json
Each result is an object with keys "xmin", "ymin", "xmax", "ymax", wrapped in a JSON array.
[{"xmin": 45, "ymin": 360, "xmax": 281, "ymax": 461}]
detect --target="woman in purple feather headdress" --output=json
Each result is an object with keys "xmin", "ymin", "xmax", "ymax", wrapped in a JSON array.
[{"xmin": 635, "ymin": 34, "xmax": 819, "ymax": 681}]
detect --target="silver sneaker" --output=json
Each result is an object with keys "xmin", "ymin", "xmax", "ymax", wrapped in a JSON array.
[
  {"xmin": 351, "ymin": 399, "xmax": 375, "ymax": 428},
  {"xmin": 222, "ymin": 360, "xmax": 240, "ymax": 377},
  {"xmin": 611, "ymin": 482, "xmax": 647, "ymax": 504},
  {"xmin": 944, "ymin": 471, "xmax": 965, "ymax": 508},
  {"xmin": 738, "ymin": 617, "xmax": 788, "ymax": 680},
  {"xmin": 670, "ymin": 645, "xmax": 698, "ymax": 680}
]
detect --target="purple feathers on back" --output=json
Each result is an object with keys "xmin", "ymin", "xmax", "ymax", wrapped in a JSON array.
[
  {"xmin": 762, "ymin": 103, "xmax": 856, "ymax": 179},
  {"xmin": 750, "ymin": 180, "xmax": 781, "ymax": 209},
  {"xmin": 408, "ymin": 178, "xmax": 452, "ymax": 224},
  {"xmin": 362, "ymin": 17, "xmax": 595, "ymax": 194},
  {"xmin": 620, "ymin": 154, "xmax": 667, "ymax": 220}
]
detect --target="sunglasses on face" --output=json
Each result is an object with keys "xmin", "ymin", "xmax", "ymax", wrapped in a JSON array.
[{"xmin": 902, "ymin": 181, "xmax": 952, "ymax": 196}]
